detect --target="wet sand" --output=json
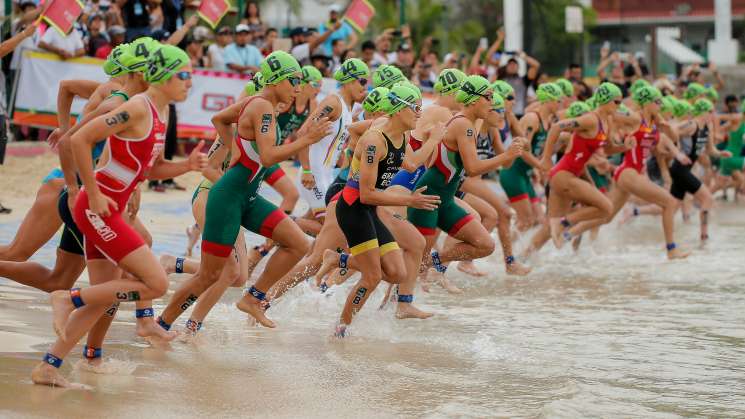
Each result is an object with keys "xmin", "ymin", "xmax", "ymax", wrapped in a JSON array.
[{"xmin": 1, "ymin": 149, "xmax": 745, "ymax": 418}]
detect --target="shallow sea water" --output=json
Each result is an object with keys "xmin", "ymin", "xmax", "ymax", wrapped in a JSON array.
[{"xmin": 0, "ymin": 195, "xmax": 743, "ymax": 418}]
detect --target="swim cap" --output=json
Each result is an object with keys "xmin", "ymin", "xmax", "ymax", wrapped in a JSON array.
[
  {"xmin": 594, "ymin": 82, "xmax": 622, "ymax": 105},
  {"xmin": 692, "ymin": 98, "xmax": 714, "ymax": 116},
  {"xmin": 672, "ymin": 99, "xmax": 692, "ymax": 118},
  {"xmin": 334, "ymin": 58, "xmax": 370, "ymax": 85},
  {"xmin": 362, "ymin": 87, "xmax": 391, "ymax": 114},
  {"xmin": 114, "ymin": 38, "xmax": 155, "ymax": 74},
  {"xmin": 566, "ymin": 101, "xmax": 591, "ymax": 118},
  {"xmin": 394, "ymin": 80, "xmax": 422, "ymax": 101},
  {"xmin": 252, "ymin": 72, "xmax": 264, "ymax": 90},
  {"xmin": 103, "ymin": 43, "xmax": 130, "ymax": 77},
  {"xmin": 261, "ymin": 51, "xmax": 301, "ymax": 85},
  {"xmin": 586, "ymin": 95, "xmax": 598, "ymax": 110},
  {"xmin": 705, "ymin": 86, "xmax": 719, "ymax": 102},
  {"xmin": 372, "ymin": 64, "xmax": 405, "ymax": 88},
  {"xmin": 387, "ymin": 84, "xmax": 419, "ymax": 115},
  {"xmin": 630, "ymin": 78, "xmax": 650, "ymax": 95},
  {"xmin": 301, "ymin": 65, "xmax": 323, "ymax": 84},
  {"xmin": 684, "ymin": 82, "xmax": 706, "ymax": 100},
  {"xmin": 660, "ymin": 95, "xmax": 677, "ymax": 114},
  {"xmin": 491, "ymin": 80, "xmax": 514, "ymax": 99},
  {"xmin": 244, "ymin": 78, "xmax": 262, "ymax": 96},
  {"xmin": 555, "ymin": 78, "xmax": 574, "ymax": 97},
  {"xmin": 491, "ymin": 93, "xmax": 505, "ymax": 111},
  {"xmin": 536, "ymin": 82, "xmax": 562, "ymax": 103},
  {"xmin": 456, "ymin": 75, "xmax": 491, "ymax": 105},
  {"xmin": 433, "ymin": 68, "xmax": 466, "ymax": 95},
  {"xmin": 632, "ymin": 85, "xmax": 662, "ymax": 106},
  {"xmin": 144, "ymin": 44, "xmax": 190, "ymax": 84}
]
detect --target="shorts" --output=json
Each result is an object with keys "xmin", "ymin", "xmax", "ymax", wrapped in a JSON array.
[
  {"xmin": 264, "ymin": 164, "xmax": 286, "ymax": 186},
  {"xmin": 73, "ymin": 189, "xmax": 145, "ymax": 262},
  {"xmin": 720, "ymin": 156, "xmax": 745, "ymax": 176},
  {"xmin": 58, "ymin": 189, "xmax": 84, "ymax": 255},
  {"xmin": 499, "ymin": 166, "xmax": 536, "ymax": 202},
  {"xmin": 336, "ymin": 195, "xmax": 398, "ymax": 256},
  {"xmin": 201, "ymin": 180, "xmax": 287, "ymax": 258},
  {"xmin": 389, "ymin": 166, "xmax": 426, "ymax": 192},
  {"xmin": 325, "ymin": 180, "xmax": 346, "ymax": 205},
  {"xmin": 669, "ymin": 161, "xmax": 702, "ymax": 200},
  {"xmin": 408, "ymin": 197, "xmax": 474, "ymax": 236},
  {"xmin": 42, "ymin": 168, "xmax": 64, "ymax": 184}
]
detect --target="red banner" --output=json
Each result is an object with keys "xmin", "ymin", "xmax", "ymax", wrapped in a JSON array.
[
  {"xmin": 41, "ymin": 0, "xmax": 84, "ymax": 36},
  {"xmin": 197, "ymin": 0, "xmax": 231, "ymax": 29},
  {"xmin": 343, "ymin": 0, "xmax": 376, "ymax": 33}
]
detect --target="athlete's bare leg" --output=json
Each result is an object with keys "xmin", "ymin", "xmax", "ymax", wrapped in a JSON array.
[{"xmin": 0, "ymin": 248, "xmax": 84, "ymax": 292}]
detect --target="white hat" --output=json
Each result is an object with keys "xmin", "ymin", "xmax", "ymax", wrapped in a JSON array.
[
  {"xmin": 329, "ymin": 4, "xmax": 342, "ymax": 13},
  {"xmin": 235, "ymin": 24, "xmax": 251, "ymax": 33}
]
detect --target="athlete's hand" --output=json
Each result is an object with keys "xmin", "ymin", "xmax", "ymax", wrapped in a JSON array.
[
  {"xmin": 408, "ymin": 186, "xmax": 440, "ymax": 211},
  {"xmin": 301, "ymin": 171, "xmax": 316, "ymax": 189},
  {"xmin": 719, "ymin": 150, "xmax": 733, "ymax": 158},
  {"xmin": 298, "ymin": 117, "xmax": 333, "ymax": 145},
  {"xmin": 89, "ymin": 190, "xmax": 117, "ymax": 218},
  {"xmin": 623, "ymin": 135, "xmax": 636, "ymax": 150},
  {"xmin": 188, "ymin": 140, "xmax": 208, "ymax": 172},
  {"xmin": 276, "ymin": 102, "xmax": 289, "ymax": 114},
  {"xmin": 507, "ymin": 137, "xmax": 526, "ymax": 159},
  {"xmin": 675, "ymin": 152, "xmax": 692, "ymax": 166},
  {"xmin": 66, "ymin": 187, "xmax": 79, "ymax": 215},
  {"xmin": 425, "ymin": 122, "xmax": 446, "ymax": 144},
  {"xmin": 127, "ymin": 187, "xmax": 141, "ymax": 220},
  {"xmin": 47, "ymin": 128, "xmax": 65, "ymax": 149}
]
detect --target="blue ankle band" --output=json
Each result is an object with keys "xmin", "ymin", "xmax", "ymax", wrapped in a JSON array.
[
  {"xmin": 666, "ymin": 242, "xmax": 677, "ymax": 251},
  {"xmin": 431, "ymin": 251, "xmax": 447, "ymax": 273},
  {"xmin": 334, "ymin": 324, "xmax": 347, "ymax": 338},
  {"xmin": 156, "ymin": 316, "xmax": 171, "ymax": 331},
  {"xmin": 633, "ymin": 207, "xmax": 640, "ymax": 216},
  {"xmin": 43, "ymin": 353, "xmax": 63, "ymax": 368},
  {"xmin": 397, "ymin": 294, "xmax": 414, "ymax": 303},
  {"xmin": 175, "ymin": 257, "xmax": 185, "ymax": 274},
  {"xmin": 135, "ymin": 308, "xmax": 154, "ymax": 318},
  {"xmin": 339, "ymin": 252, "xmax": 349, "ymax": 275},
  {"xmin": 254, "ymin": 246, "xmax": 269, "ymax": 257},
  {"xmin": 562, "ymin": 231, "xmax": 572, "ymax": 241},
  {"xmin": 83, "ymin": 345, "xmax": 102, "ymax": 359},
  {"xmin": 505, "ymin": 255, "xmax": 515, "ymax": 265},
  {"xmin": 248, "ymin": 286, "xmax": 266, "ymax": 301},
  {"xmin": 70, "ymin": 288, "xmax": 84, "ymax": 308},
  {"xmin": 319, "ymin": 282, "xmax": 329, "ymax": 293},
  {"xmin": 185, "ymin": 319, "xmax": 202, "ymax": 332},
  {"xmin": 560, "ymin": 217, "xmax": 571, "ymax": 228}
]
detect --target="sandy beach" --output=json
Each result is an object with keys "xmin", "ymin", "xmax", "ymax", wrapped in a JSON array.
[{"xmin": 1, "ymin": 146, "xmax": 745, "ymax": 418}]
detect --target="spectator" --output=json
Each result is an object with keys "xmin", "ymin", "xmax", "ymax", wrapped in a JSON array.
[
  {"xmin": 185, "ymin": 36, "xmax": 208, "ymax": 68},
  {"xmin": 81, "ymin": 0, "xmax": 109, "ymax": 29},
  {"xmin": 724, "ymin": 95, "xmax": 739, "ymax": 113},
  {"xmin": 122, "ymin": 0, "xmax": 151, "ymax": 41},
  {"xmin": 148, "ymin": 0, "xmax": 165, "ymax": 32},
  {"xmin": 318, "ymin": 4, "xmax": 358, "ymax": 56},
  {"xmin": 330, "ymin": 39, "xmax": 346, "ymax": 72},
  {"xmin": 242, "ymin": 2, "xmax": 266, "ymax": 39},
  {"xmin": 497, "ymin": 51, "xmax": 540, "ymax": 118},
  {"xmin": 38, "ymin": 23, "xmax": 85, "ymax": 60},
  {"xmin": 9, "ymin": 1, "xmax": 40, "ymax": 77},
  {"xmin": 94, "ymin": 25, "xmax": 125, "ymax": 59},
  {"xmin": 360, "ymin": 40, "xmax": 375, "ymax": 68},
  {"xmin": 371, "ymin": 31, "xmax": 393, "ymax": 67},
  {"xmin": 597, "ymin": 51, "xmax": 635, "ymax": 97},
  {"xmin": 85, "ymin": 13, "xmax": 110, "ymax": 57},
  {"xmin": 208, "ymin": 26, "xmax": 233, "ymax": 71},
  {"xmin": 224, "ymin": 24, "xmax": 263, "ymax": 74},
  {"xmin": 566, "ymin": 63, "xmax": 583, "ymax": 83},
  {"xmin": 290, "ymin": 25, "xmax": 336, "ymax": 66},
  {"xmin": 105, "ymin": 0, "xmax": 125, "ymax": 28},
  {"xmin": 311, "ymin": 54, "xmax": 332, "ymax": 77},
  {"xmin": 261, "ymin": 27, "xmax": 277, "ymax": 56},
  {"xmin": 412, "ymin": 59, "xmax": 437, "ymax": 93},
  {"xmin": 393, "ymin": 42, "xmax": 415, "ymax": 78}
]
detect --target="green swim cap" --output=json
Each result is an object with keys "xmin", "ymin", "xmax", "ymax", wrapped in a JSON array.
[
  {"xmin": 372, "ymin": 64, "xmax": 405, "ymax": 88},
  {"xmin": 362, "ymin": 87, "xmax": 391, "ymax": 114},
  {"xmin": 244, "ymin": 77, "xmax": 263, "ymax": 96},
  {"xmin": 705, "ymin": 86, "xmax": 719, "ymax": 102},
  {"xmin": 555, "ymin": 78, "xmax": 574, "ymax": 97},
  {"xmin": 660, "ymin": 95, "xmax": 677, "ymax": 114},
  {"xmin": 566, "ymin": 101, "xmax": 591, "ymax": 118},
  {"xmin": 491, "ymin": 80, "xmax": 514, "ymax": 99},
  {"xmin": 684, "ymin": 82, "xmax": 706, "ymax": 100},
  {"xmin": 144, "ymin": 44, "xmax": 190, "ymax": 84},
  {"xmin": 387, "ymin": 84, "xmax": 419, "ymax": 115},
  {"xmin": 261, "ymin": 51, "xmax": 301, "ymax": 85},
  {"xmin": 672, "ymin": 99, "xmax": 692, "ymax": 118},
  {"xmin": 103, "ymin": 43, "xmax": 130, "ymax": 77},
  {"xmin": 334, "ymin": 58, "xmax": 370, "ymax": 85},
  {"xmin": 536, "ymin": 82, "xmax": 562, "ymax": 103},
  {"xmin": 586, "ymin": 95, "xmax": 597, "ymax": 110},
  {"xmin": 301, "ymin": 65, "xmax": 323, "ymax": 84},
  {"xmin": 252, "ymin": 72, "xmax": 264, "ymax": 89},
  {"xmin": 692, "ymin": 98, "xmax": 714, "ymax": 116},
  {"xmin": 632, "ymin": 85, "xmax": 662, "ymax": 106},
  {"xmin": 114, "ymin": 38, "xmax": 155, "ymax": 74},
  {"xmin": 433, "ymin": 68, "xmax": 466, "ymax": 95},
  {"xmin": 594, "ymin": 82, "xmax": 622, "ymax": 105},
  {"xmin": 456, "ymin": 75, "xmax": 491, "ymax": 105},
  {"xmin": 630, "ymin": 78, "xmax": 650, "ymax": 95},
  {"xmin": 491, "ymin": 93, "xmax": 505, "ymax": 111},
  {"xmin": 394, "ymin": 80, "xmax": 422, "ymax": 101}
]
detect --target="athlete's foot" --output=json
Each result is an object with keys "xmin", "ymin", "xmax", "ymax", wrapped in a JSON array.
[
  {"xmin": 396, "ymin": 303, "xmax": 433, "ymax": 320},
  {"xmin": 31, "ymin": 363, "xmax": 89, "ymax": 389},
  {"xmin": 236, "ymin": 297, "xmax": 276, "ymax": 328},
  {"xmin": 549, "ymin": 218, "xmax": 567, "ymax": 249},
  {"xmin": 430, "ymin": 271, "xmax": 463, "ymax": 294},
  {"xmin": 185, "ymin": 224, "xmax": 200, "ymax": 257},
  {"xmin": 456, "ymin": 260, "xmax": 486, "ymax": 277},
  {"xmin": 159, "ymin": 254, "xmax": 177, "ymax": 274},
  {"xmin": 136, "ymin": 318, "xmax": 178, "ymax": 342},
  {"xmin": 699, "ymin": 234, "xmax": 709, "ymax": 249},
  {"xmin": 333, "ymin": 324, "xmax": 347, "ymax": 338},
  {"xmin": 315, "ymin": 249, "xmax": 341, "ymax": 284},
  {"xmin": 667, "ymin": 248, "xmax": 691, "ymax": 260},
  {"xmin": 571, "ymin": 234, "xmax": 583, "ymax": 252},
  {"xmin": 617, "ymin": 206, "xmax": 635, "ymax": 226},
  {"xmin": 505, "ymin": 261, "xmax": 531, "ymax": 276},
  {"xmin": 50, "ymin": 290, "xmax": 74, "ymax": 341}
]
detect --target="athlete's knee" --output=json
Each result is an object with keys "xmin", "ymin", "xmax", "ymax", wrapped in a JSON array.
[
  {"xmin": 382, "ymin": 261, "xmax": 406, "ymax": 284},
  {"xmin": 360, "ymin": 263, "xmax": 383, "ymax": 285},
  {"xmin": 598, "ymin": 198, "xmax": 614, "ymax": 218},
  {"xmin": 474, "ymin": 236, "xmax": 496, "ymax": 258},
  {"xmin": 149, "ymin": 271, "xmax": 170, "ymax": 298}
]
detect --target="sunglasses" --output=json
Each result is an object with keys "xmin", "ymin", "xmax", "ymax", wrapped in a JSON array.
[
  {"xmin": 288, "ymin": 77, "xmax": 302, "ymax": 87},
  {"xmin": 653, "ymin": 99, "xmax": 663, "ymax": 105},
  {"xmin": 390, "ymin": 94, "xmax": 422, "ymax": 113},
  {"xmin": 493, "ymin": 107, "xmax": 506, "ymax": 114},
  {"xmin": 505, "ymin": 95, "xmax": 515, "ymax": 101},
  {"xmin": 613, "ymin": 99, "xmax": 622, "ymax": 105},
  {"xmin": 463, "ymin": 87, "xmax": 492, "ymax": 102},
  {"xmin": 175, "ymin": 71, "xmax": 192, "ymax": 81},
  {"xmin": 308, "ymin": 81, "xmax": 321, "ymax": 88}
]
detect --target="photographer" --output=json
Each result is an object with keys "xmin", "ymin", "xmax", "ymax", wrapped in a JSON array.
[
  {"xmin": 497, "ymin": 50, "xmax": 541, "ymax": 118},
  {"xmin": 318, "ymin": 4, "xmax": 358, "ymax": 56}
]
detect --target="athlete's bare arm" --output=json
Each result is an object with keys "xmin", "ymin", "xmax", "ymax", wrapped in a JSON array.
[
  {"xmin": 541, "ymin": 112, "xmax": 597, "ymax": 167},
  {"xmin": 454, "ymin": 118, "xmax": 523, "ymax": 176}
]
